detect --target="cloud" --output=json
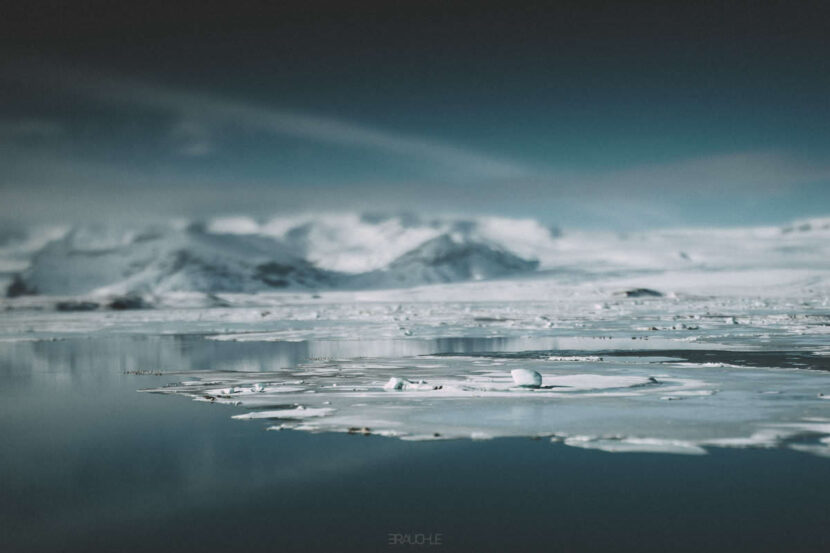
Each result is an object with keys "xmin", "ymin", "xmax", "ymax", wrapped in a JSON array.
[
  {"xmin": 493, "ymin": 150, "xmax": 830, "ymax": 206},
  {"xmin": 29, "ymin": 66, "xmax": 528, "ymax": 179},
  {"xmin": 168, "ymin": 119, "xmax": 213, "ymax": 157},
  {"xmin": 3, "ymin": 64, "xmax": 829, "ymax": 228},
  {"xmin": 581, "ymin": 151, "xmax": 830, "ymax": 195},
  {"xmin": 0, "ymin": 118, "xmax": 65, "ymax": 142}
]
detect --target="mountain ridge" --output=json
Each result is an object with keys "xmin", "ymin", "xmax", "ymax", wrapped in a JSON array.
[{"xmin": 7, "ymin": 215, "xmax": 546, "ymax": 296}]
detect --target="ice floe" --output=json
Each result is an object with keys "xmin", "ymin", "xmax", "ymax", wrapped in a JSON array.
[
  {"xmin": 140, "ymin": 347, "xmax": 830, "ymax": 457},
  {"xmin": 232, "ymin": 407, "xmax": 334, "ymax": 420}
]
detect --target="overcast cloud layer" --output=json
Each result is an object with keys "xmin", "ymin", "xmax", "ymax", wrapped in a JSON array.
[{"xmin": 1, "ymin": 2, "xmax": 829, "ymax": 229}]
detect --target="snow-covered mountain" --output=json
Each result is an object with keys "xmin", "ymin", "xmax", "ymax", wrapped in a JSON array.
[
  {"xmin": 5, "ymin": 213, "xmax": 830, "ymax": 299},
  {"xmin": 7, "ymin": 215, "xmax": 549, "ymax": 297},
  {"xmin": 11, "ymin": 224, "xmax": 338, "ymax": 296},
  {"xmin": 350, "ymin": 234, "xmax": 539, "ymax": 288},
  {"xmin": 207, "ymin": 212, "xmax": 559, "ymax": 273}
]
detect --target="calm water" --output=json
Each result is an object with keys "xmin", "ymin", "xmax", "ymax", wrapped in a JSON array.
[{"xmin": 1, "ymin": 336, "xmax": 829, "ymax": 552}]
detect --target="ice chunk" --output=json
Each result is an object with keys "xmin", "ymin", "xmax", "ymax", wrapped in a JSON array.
[
  {"xmin": 384, "ymin": 377, "xmax": 411, "ymax": 390},
  {"xmin": 232, "ymin": 407, "xmax": 334, "ymax": 420},
  {"xmin": 617, "ymin": 288, "xmax": 663, "ymax": 298},
  {"xmin": 383, "ymin": 377, "xmax": 440, "ymax": 391},
  {"xmin": 562, "ymin": 436, "xmax": 707, "ymax": 455},
  {"xmin": 511, "ymin": 369, "xmax": 542, "ymax": 388}
]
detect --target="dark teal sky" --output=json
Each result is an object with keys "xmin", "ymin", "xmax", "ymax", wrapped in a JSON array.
[{"xmin": 1, "ymin": 1, "xmax": 829, "ymax": 229}]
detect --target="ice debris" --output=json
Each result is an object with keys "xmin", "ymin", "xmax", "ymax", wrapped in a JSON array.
[
  {"xmin": 383, "ymin": 377, "xmax": 441, "ymax": 391},
  {"xmin": 232, "ymin": 407, "xmax": 334, "ymax": 420}
]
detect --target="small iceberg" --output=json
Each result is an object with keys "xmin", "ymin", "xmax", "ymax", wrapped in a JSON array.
[{"xmin": 511, "ymin": 369, "xmax": 542, "ymax": 388}]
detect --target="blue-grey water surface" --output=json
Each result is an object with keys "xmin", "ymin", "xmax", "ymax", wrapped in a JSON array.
[{"xmin": 1, "ymin": 336, "xmax": 829, "ymax": 553}]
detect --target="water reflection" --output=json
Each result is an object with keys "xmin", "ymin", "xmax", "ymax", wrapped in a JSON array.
[
  {"xmin": 0, "ymin": 335, "xmax": 543, "ymax": 378},
  {"xmin": 2, "ymin": 336, "xmax": 830, "ymax": 552}
]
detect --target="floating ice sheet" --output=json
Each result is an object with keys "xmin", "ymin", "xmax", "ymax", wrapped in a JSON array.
[{"xmin": 143, "ymin": 349, "xmax": 830, "ymax": 457}]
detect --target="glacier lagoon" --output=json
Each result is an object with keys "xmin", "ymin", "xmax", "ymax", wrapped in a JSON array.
[
  {"xmin": 2, "ymin": 215, "xmax": 830, "ymax": 551},
  {"xmin": 2, "ymin": 331, "xmax": 830, "ymax": 552}
]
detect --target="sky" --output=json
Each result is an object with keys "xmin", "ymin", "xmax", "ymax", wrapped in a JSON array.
[{"xmin": 1, "ymin": 1, "xmax": 829, "ymax": 230}]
